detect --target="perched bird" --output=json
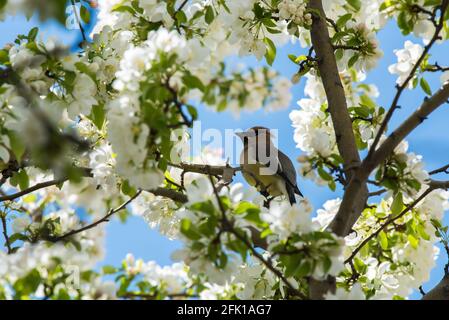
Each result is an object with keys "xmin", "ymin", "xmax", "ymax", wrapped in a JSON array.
[{"xmin": 236, "ymin": 126, "xmax": 303, "ymax": 205}]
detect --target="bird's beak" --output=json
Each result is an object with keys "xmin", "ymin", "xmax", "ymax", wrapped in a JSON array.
[{"xmin": 235, "ymin": 132, "xmax": 246, "ymax": 140}]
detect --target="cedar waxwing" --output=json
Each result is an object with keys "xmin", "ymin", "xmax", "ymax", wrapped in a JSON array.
[{"xmin": 236, "ymin": 126, "xmax": 303, "ymax": 205}]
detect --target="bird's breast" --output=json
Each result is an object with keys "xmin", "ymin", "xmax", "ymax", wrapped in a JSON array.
[{"xmin": 240, "ymin": 151, "xmax": 286, "ymax": 197}]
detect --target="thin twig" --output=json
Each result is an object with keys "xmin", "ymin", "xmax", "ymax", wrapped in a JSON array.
[
  {"xmin": 419, "ymin": 286, "xmax": 426, "ymax": 296},
  {"xmin": 425, "ymin": 62, "xmax": 449, "ymax": 73},
  {"xmin": 0, "ymin": 179, "xmax": 65, "ymax": 203},
  {"xmin": 1, "ymin": 214, "xmax": 12, "ymax": 254},
  {"xmin": 325, "ymin": 17, "xmax": 339, "ymax": 32},
  {"xmin": 165, "ymin": 82, "xmax": 193, "ymax": 127},
  {"xmin": 368, "ymin": 188, "xmax": 387, "ymax": 197},
  {"xmin": 208, "ymin": 176, "xmax": 307, "ymax": 300},
  {"xmin": 429, "ymin": 164, "xmax": 449, "ymax": 175},
  {"xmin": 71, "ymin": 0, "xmax": 87, "ymax": 42},
  {"xmin": 345, "ymin": 188, "xmax": 435, "ymax": 264},
  {"xmin": 176, "ymin": 0, "xmax": 189, "ymax": 13},
  {"xmin": 48, "ymin": 190, "xmax": 142, "ymax": 242},
  {"xmin": 333, "ymin": 45, "xmax": 363, "ymax": 51}
]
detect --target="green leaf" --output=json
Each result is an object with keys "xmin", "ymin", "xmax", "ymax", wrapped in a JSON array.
[
  {"xmin": 190, "ymin": 201, "xmax": 216, "ymax": 215},
  {"xmin": 328, "ymin": 180, "xmax": 336, "ymax": 191},
  {"xmin": 354, "ymin": 257, "xmax": 366, "ymax": 273},
  {"xmin": 8, "ymin": 131, "xmax": 26, "ymax": 162},
  {"xmin": 13, "ymin": 269, "xmax": 41, "ymax": 297},
  {"xmin": 75, "ymin": 62, "xmax": 97, "ymax": 81},
  {"xmin": 359, "ymin": 94, "xmax": 377, "ymax": 110},
  {"xmin": 205, "ymin": 6, "xmax": 214, "ymax": 24},
  {"xmin": 420, "ymin": 77, "xmax": 432, "ymax": 95},
  {"xmin": 322, "ymin": 256, "xmax": 332, "ymax": 273},
  {"xmin": 397, "ymin": 11, "xmax": 411, "ymax": 35},
  {"xmin": 417, "ymin": 224, "xmax": 431, "ymax": 241},
  {"xmin": 288, "ymin": 54, "xmax": 297, "ymax": 64},
  {"xmin": 408, "ymin": 234, "xmax": 419, "ymax": 249},
  {"xmin": 264, "ymin": 37, "xmax": 276, "ymax": 66},
  {"xmin": 424, "ymin": 0, "xmax": 442, "ymax": 6},
  {"xmin": 102, "ymin": 265, "xmax": 118, "ymax": 275},
  {"xmin": 348, "ymin": 54, "xmax": 359, "ymax": 68},
  {"xmin": 391, "ymin": 192, "xmax": 403, "ymax": 216},
  {"xmin": 11, "ymin": 170, "xmax": 29, "ymax": 191},
  {"xmin": 283, "ymin": 254, "xmax": 302, "ymax": 277},
  {"xmin": 295, "ymin": 260, "xmax": 312, "ymax": 278},
  {"xmin": 112, "ymin": 5, "xmax": 136, "ymax": 15},
  {"xmin": 336, "ymin": 13, "xmax": 352, "ymax": 28},
  {"xmin": 186, "ymin": 105, "xmax": 198, "ymax": 121},
  {"xmin": 266, "ymin": 27, "xmax": 282, "ymax": 34},
  {"xmin": 318, "ymin": 167, "xmax": 333, "ymax": 181},
  {"xmin": 0, "ymin": 0, "xmax": 7, "ymax": 11},
  {"xmin": 80, "ymin": 5, "xmax": 91, "ymax": 24},
  {"xmin": 183, "ymin": 73, "xmax": 205, "ymax": 91},
  {"xmin": 346, "ymin": 0, "xmax": 361, "ymax": 11},
  {"xmin": 261, "ymin": 18, "xmax": 277, "ymax": 28},
  {"xmin": 260, "ymin": 228, "xmax": 272, "ymax": 238},
  {"xmin": 8, "ymin": 233, "xmax": 29, "ymax": 245},
  {"xmin": 90, "ymin": 104, "xmax": 106, "ymax": 130},
  {"xmin": 235, "ymin": 201, "xmax": 260, "ymax": 215},
  {"xmin": 332, "ymin": 31, "xmax": 348, "ymax": 43},
  {"xmin": 378, "ymin": 230, "xmax": 389, "ymax": 250},
  {"xmin": 175, "ymin": 10, "xmax": 187, "ymax": 25},
  {"xmin": 28, "ymin": 27, "xmax": 39, "ymax": 41},
  {"xmin": 294, "ymin": 55, "xmax": 307, "ymax": 63},
  {"xmin": 353, "ymin": 105, "xmax": 371, "ymax": 118},
  {"xmin": 121, "ymin": 180, "xmax": 137, "ymax": 197},
  {"xmin": 180, "ymin": 219, "xmax": 201, "ymax": 240},
  {"xmin": 0, "ymin": 49, "xmax": 8, "ymax": 64}
]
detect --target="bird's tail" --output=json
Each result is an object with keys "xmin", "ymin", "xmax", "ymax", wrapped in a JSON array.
[
  {"xmin": 294, "ymin": 185, "xmax": 304, "ymax": 198},
  {"xmin": 286, "ymin": 184, "xmax": 297, "ymax": 205}
]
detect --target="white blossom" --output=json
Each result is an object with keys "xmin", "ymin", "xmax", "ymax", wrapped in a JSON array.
[{"xmin": 388, "ymin": 41, "xmax": 424, "ymax": 88}]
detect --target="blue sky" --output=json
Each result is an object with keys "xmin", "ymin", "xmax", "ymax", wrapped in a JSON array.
[{"xmin": 1, "ymin": 9, "xmax": 449, "ymax": 300}]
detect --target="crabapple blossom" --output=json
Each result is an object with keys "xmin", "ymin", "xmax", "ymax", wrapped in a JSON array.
[
  {"xmin": 0, "ymin": 0, "xmax": 448, "ymax": 301},
  {"xmin": 388, "ymin": 41, "xmax": 424, "ymax": 88}
]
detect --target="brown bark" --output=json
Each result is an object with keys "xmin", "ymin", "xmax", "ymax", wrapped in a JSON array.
[
  {"xmin": 422, "ymin": 275, "xmax": 449, "ymax": 300},
  {"xmin": 308, "ymin": 0, "xmax": 368, "ymax": 239}
]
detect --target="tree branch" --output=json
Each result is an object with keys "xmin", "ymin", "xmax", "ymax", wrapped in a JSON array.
[
  {"xmin": 422, "ymin": 241, "xmax": 449, "ymax": 300},
  {"xmin": 422, "ymin": 275, "xmax": 449, "ymax": 300},
  {"xmin": 308, "ymin": 0, "xmax": 362, "ymax": 178},
  {"xmin": 308, "ymin": 0, "xmax": 368, "ymax": 241},
  {"xmin": 307, "ymin": 0, "xmax": 370, "ymax": 298},
  {"xmin": 367, "ymin": 0, "xmax": 449, "ymax": 158},
  {"xmin": 149, "ymin": 187, "xmax": 188, "ymax": 203},
  {"xmin": 365, "ymin": 83, "xmax": 449, "ymax": 173},
  {"xmin": 334, "ymin": 82, "xmax": 449, "ymax": 247},
  {"xmin": 169, "ymin": 162, "xmax": 241, "ymax": 177}
]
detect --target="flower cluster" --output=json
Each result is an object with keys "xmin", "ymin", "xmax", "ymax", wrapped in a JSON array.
[
  {"xmin": 278, "ymin": 0, "xmax": 312, "ymax": 27},
  {"xmin": 388, "ymin": 41, "xmax": 424, "ymax": 88},
  {"xmin": 290, "ymin": 71, "xmax": 383, "ymax": 189}
]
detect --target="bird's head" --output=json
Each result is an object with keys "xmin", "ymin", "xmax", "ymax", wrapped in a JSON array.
[{"xmin": 235, "ymin": 126, "xmax": 274, "ymax": 146}]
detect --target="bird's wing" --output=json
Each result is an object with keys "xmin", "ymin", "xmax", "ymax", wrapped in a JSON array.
[{"xmin": 276, "ymin": 150, "xmax": 298, "ymax": 188}]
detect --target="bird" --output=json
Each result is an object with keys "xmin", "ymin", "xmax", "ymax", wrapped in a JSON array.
[{"xmin": 236, "ymin": 126, "xmax": 303, "ymax": 205}]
